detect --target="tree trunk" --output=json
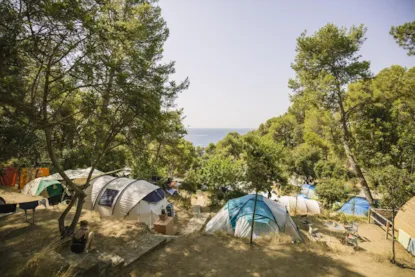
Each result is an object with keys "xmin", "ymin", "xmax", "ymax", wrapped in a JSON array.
[
  {"xmin": 59, "ymin": 194, "xmax": 77, "ymax": 237},
  {"xmin": 391, "ymin": 209, "xmax": 396, "ymax": 264},
  {"xmin": 69, "ymin": 194, "xmax": 85, "ymax": 233},
  {"xmin": 337, "ymin": 96, "xmax": 374, "ymax": 205},
  {"xmin": 250, "ymin": 191, "xmax": 258, "ymax": 246},
  {"xmin": 341, "ymin": 137, "xmax": 374, "ymax": 204}
]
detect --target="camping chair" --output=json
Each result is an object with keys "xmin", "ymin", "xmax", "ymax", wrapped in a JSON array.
[
  {"xmin": 308, "ymin": 224, "xmax": 322, "ymax": 241},
  {"xmin": 345, "ymin": 232, "xmax": 359, "ymax": 250},
  {"xmin": 300, "ymin": 215, "xmax": 310, "ymax": 230},
  {"xmin": 345, "ymin": 222, "xmax": 359, "ymax": 236}
]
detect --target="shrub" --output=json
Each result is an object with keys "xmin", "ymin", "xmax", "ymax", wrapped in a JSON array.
[{"xmin": 315, "ymin": 179, "xmax": 347, "ymax": 208}]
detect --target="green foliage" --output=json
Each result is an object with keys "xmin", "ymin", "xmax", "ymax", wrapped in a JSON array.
[
  {"xmin": 347, "ymin": 66, "xmax": 415, "ymax": 171},
  {"xmin": 315, "ymin": 179, "xmax": 347, "ymax": 208},
  {"xmin": 243, "ymin": 134, "xmax": 287, "ymax": 193},
  {"xmin": 0, "ymin": 0, "xmax": 191, "ymax": 184},
  {"xmin": 314, "ymin": 159, "xmax": 347, "ymax": 179},
  {"xmin": 370, "ymin": 166, "xmax": 413, "ymax": 210},
  {"xmin": 290, "ymin": 23, "xmax": 375, "ymax": 203},
  {"xmin": 181, "ymin": 168, "xmax": 200, "ymax": 193},
  {"xmin": 290, "ymin": 143, "xmax": 321, "ymax": 183},
  {"xmin": 390, "ymin": 20, "xmax": 415, "ymax": 56},
  {"xmin": 215, "ymin": 132, "xmax": 244, "ymax": 159},
  {"xmin": 199, "ymin": 156, "xmax": 244, "ymax": 191}
]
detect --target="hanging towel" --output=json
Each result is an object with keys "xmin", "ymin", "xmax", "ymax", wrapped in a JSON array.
[
  {"xmin": 408, "ymin": 238, "xmax": 415, "ymax": 256},
  {"xmin": 398, "ymin": 229, "xmax": 411, "ymax": 249}
]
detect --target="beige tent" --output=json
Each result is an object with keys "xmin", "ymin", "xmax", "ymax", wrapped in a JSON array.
[
  {"xmin": 83, "ymin": 175, "xmax": 168, "ymax": 228},
  {"xmin": 278, "ymin": 196, "xmax": 320, "ymax": 215},
  {"xmin": 395, "ymin": 196, "xmax": 415, "ymax": 238}
]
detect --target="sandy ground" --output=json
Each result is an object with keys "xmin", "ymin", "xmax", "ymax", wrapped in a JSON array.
[
  {"xmin": 2, "ymin": 186, "xmax": 414, "ymax": 277},
  {"xmin": 129, "ymin": 234, "xmax": 415, "ymax": 277},
  {"xmin": 291, "ymin": 215, "xmax": 415, "ymax": 266}
]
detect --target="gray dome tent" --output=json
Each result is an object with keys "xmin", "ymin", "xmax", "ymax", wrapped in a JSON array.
[{"xmin": 83, "ymin": 175, "xmax": 168, "ymax": 227}]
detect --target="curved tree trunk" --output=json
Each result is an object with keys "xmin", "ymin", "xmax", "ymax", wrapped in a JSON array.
[
  {"xmin": 342, "ymin": 138, "xmax": 374, "ymax": 205},
  {"xmin": 338, "ymin": 95, "xmax": 374, "ymax": 205},
  {"xmin": 58, "ymin": 194, "xmax": 77, "ymax": 237}
]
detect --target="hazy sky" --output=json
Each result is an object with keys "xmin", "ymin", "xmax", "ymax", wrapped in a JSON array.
[{"xmin": 158, "ymin": 0, "xmax": 415, "ymax": 128}]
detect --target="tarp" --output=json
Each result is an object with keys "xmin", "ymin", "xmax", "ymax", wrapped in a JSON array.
[
  {"xmin": 19, "ymin": 168, "xmax": 49, "ymax": 189},
  {"xmin": 301, "ymin": 184, "xmax": 316, "ymax": 199},
  {"xmin": 337, "ymin": 197, "xmax": 369, "ymax": 216},
  {"xmin": 206, "ymin": 194, "xmax": 302, "ymax": 241},
  {"xmin": 0, "ymin": 167, "xmax": 18, "ymax": 187},
  {"xmin": 45, "ymin": 167, "xmax": 104, "ymax": 181}
]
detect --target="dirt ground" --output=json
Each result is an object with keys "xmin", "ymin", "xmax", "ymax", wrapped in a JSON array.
[
  {"xmin": 0, "ymin": 204, "xmax": 150, "ymax": 277},
  {"xmin": 2, "ymin": 185, "xmax": 414, "ymax": 277},
  {"xmin": 129, "ymin": 234, "xmax": 414, "ymax": 277},
  {"xmin": 291, "ymin": 215, "xmax": 415, "ymax": 266}
]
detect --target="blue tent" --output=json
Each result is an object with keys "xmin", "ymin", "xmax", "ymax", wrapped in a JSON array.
[
  {"xmin": 337, "ymin": 197, "xmax": 370, "ymax": 216},
  {"xmin": 206, "ymin": 194, "xmax": 302, "ymax": 241},
  {"xmin": 301, "ymin": 184, "xmax": 316, "ymax": 199}
]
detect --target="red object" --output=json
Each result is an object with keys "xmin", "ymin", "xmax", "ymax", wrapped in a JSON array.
[{"xmin": 0, "ymin": 167, "xmax": 18, "ymax": 187}]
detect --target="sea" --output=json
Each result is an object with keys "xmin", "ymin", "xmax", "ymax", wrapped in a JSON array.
[{"xmin": 185, "ymin": 128, "xmax": 253, "ymax": 147}]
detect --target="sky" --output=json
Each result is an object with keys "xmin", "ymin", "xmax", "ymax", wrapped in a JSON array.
[{"xmin": 158, "ymin": 0, "xmax": 415, "ymax": 129}]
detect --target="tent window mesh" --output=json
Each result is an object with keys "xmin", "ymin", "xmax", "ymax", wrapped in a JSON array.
[{"xmin": 99, "ymin": 189, "xmax": 119, "ymax": 207}]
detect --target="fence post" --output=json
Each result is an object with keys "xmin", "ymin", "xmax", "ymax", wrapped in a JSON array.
[
  {"xmin": 386, "ymin": 221, "xmax": 390, "ymax": 239},
  {"xmin": 368, "ymin": 208, "xmax": 371, "ymax": 224}
]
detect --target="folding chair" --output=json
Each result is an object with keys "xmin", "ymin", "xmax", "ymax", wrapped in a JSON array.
[{"xmin": 308, "ymin": 224, "xmax": 322, "ymax": 240}]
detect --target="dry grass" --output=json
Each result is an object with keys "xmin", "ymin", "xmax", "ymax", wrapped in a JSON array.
[
  {"xmin": 317, "ymin": 210, "xmax": 367, "ymax": 224},
  {"xmin": 255, "ymin": 232, "xmax": 293, "ymax": 245}
]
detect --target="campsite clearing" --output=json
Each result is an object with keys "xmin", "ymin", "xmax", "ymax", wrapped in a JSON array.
[
  {"xmin": 129, "ymin": 233, "xmax": 414, "ymax": 277},
  {"xmin": 0, "ymin": 203, "xmax": 166, "ymax": 277}
]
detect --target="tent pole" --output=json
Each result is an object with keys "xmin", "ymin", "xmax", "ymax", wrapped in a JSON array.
[{"xmin": 250, "ymin": 190, "xmax": 258, "ymax": 246}]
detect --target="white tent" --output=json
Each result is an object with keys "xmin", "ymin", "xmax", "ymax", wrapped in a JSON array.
[
  {"xmin": 206, "ymin": 195, "xmax": 302, "ymax": 241},
  {"xmin": 83, "ymin": 175, "xmax": 168, "ymax": 228},
  {"xmin": 22, "ymin": 177, "xmax": 63, "ymax": 197},
  {"xmin": 45, "ymin": 167, "xmax": 104, "ymax": 182},
  {"xmin": 278, "ymin": 196, "xmax": 320, "ymax": 215}
]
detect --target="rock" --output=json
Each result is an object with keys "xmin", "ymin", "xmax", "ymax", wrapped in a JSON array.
[{"xmin": 98, "ymin": 252, "xmax": 125, "ymax": 267}]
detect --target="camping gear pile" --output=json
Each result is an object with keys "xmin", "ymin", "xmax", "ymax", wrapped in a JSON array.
[{"xmin": 206, "ymin": 194, "xmax": 302, "ymax": 241}]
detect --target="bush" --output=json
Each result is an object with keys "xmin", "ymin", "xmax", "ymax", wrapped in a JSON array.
[{"xmin": 315, "ymin": 179, "xmax": 347, "ymax": 207}]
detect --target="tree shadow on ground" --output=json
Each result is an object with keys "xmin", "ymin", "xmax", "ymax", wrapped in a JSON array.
[
  {"xmin": 0, "ymin": 205, "xmax": 153, "ymax": 277},
  {"xmin": 128, "ymin": 234, "xmax": 368, "ymax": 277}
]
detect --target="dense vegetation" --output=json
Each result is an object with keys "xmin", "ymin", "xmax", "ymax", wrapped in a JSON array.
[
  {"xmin": 183, "ymin": 22, "xmax": 415, "ymax": 209},
  {"xmin": 1, "ymin": 0, "xmax": 414, "ymax": 232}
]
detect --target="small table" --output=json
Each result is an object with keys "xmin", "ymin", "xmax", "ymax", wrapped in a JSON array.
[{"xmin": 154, "ymin": 216, "xmax": 175, "ymax": 235}]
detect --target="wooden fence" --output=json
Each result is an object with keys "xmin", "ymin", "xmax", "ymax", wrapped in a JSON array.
[{"xmin": 368, "ymin": 208, "xmax": 397, "ymax": 239}]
